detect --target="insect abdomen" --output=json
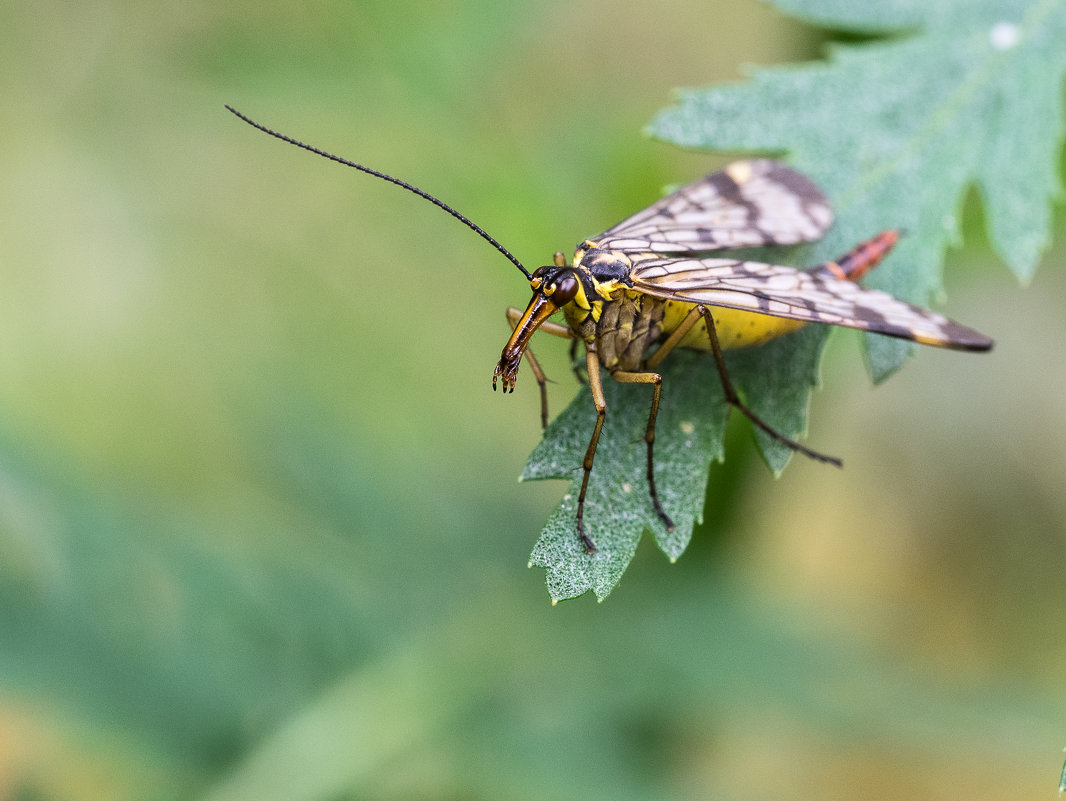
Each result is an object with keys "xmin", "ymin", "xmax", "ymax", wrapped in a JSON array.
[{"xmin": 661, "ymin": 299, "xmax": 806, "ymax": 350}]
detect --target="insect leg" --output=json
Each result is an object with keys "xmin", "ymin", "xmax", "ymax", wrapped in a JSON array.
[
  {"xmin": 505, "ymin": 307, "xmax": 574, "ymax": 428},
  {"xmin": 697, "ymin": 306, "xmax": 843, "ymax": 468},
  {"xmin": 577, "ymin": 342, "xmax": 606, "ymax": 554},
  {"xmin": 645, "ymin": 306, "xmax": 702, "ymax": 371},
  {"xmin": 611, "ymin": 369, "xmax": 676, "ymax": 535},
  {"xmin": 568, "ymin": 338, "xmax": 587, "ymax": 385}
]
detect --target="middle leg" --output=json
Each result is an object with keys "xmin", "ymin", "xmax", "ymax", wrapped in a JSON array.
[
  {"xmin": 575, "ymin": 346, "xmax": 677, "ymax": 554},
  {"xmin": 610, "ymin": 369, "xmax": 676, "ymax": 535}
]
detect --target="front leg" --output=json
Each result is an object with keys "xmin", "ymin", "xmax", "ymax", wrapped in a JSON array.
[
  {"xmin": 568, "ymin": 337, "xmax": 587, "ymax": 386},
  {"xmin": 575, "ymin": 352, "xmax": 676, "ymax": 554},
  {"xmin": 610, "ymin": 369, "xmax": 675, "ymax": 534},
  {"xmin": 575, "ymin": 341, "xmax": 606, "ymax": 554}
]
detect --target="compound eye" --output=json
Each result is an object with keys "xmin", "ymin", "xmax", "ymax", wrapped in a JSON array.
[
  {"xmin": 551, "ymin": 273, "xmax": 579, "ymax": 305},
  {"xmin": 530, "ymin": 265, "xmax": 550, "ymax": 290}
]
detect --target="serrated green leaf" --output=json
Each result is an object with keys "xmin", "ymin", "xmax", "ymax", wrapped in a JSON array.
[
  {"xmin": 524, "ymin": 352, "xmax": 725, "ymax": 602},
  {"xmin": 527, "ymin": 0, "xmax": 1064, "ymax": 600},
  {"xmin": 524, "ymin": 337, "xmax": 830, "ymax": 602},
  {"xmin": 651, "ymin": 0, "xmax": 1065, "ymax": 289}
]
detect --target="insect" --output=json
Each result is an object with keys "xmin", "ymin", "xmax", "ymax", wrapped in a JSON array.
[{"xmin": 227, "ymin": 106, "xmax": 993, "ymax": 554}]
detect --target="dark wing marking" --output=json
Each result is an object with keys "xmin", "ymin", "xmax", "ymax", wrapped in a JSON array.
[
  {"xmin": 592, "ymin": 160, "xmax": 833, "ymax": 254},
  {"xmin": 630, "ymin": 255, "xmax": 993, "ymax": 351}
]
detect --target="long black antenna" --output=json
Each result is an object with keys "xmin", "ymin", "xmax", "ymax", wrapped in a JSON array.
[{"xmin": 225, "ymin": 105, "xmax": 533, "ymax": 280}]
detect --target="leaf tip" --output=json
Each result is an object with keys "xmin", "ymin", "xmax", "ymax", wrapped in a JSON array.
[{"xmin": 1059, "ymin": 746, "xmax": 1066, "ymax": 794}]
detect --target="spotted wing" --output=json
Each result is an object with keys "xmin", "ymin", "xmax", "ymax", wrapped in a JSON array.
[
  {"xmin": 630, "ymin": 255, "xmax": 993, "ymax": 351},
  {"xmin": 592, "ymin": 160, "xmax": 834, "ymax": 254}
]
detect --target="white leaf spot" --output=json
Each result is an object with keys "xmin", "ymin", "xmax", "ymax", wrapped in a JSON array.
[{"xmin": 989, "ymin": 21, "xmax": 1020, "ymax": 50}]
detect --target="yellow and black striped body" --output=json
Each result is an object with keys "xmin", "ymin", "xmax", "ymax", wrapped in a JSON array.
[
  {"xmin": 562, "ymin": 286, "xmax": 807, "ymax": 372},
  {"xmin": 561, "ymin": 241, "xmax": 810, "ymax": 375}
]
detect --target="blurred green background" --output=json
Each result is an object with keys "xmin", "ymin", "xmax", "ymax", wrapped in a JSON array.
[{"xmin": 0, "ymin": 1, "xmax": 1064, "ymax": 798}]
